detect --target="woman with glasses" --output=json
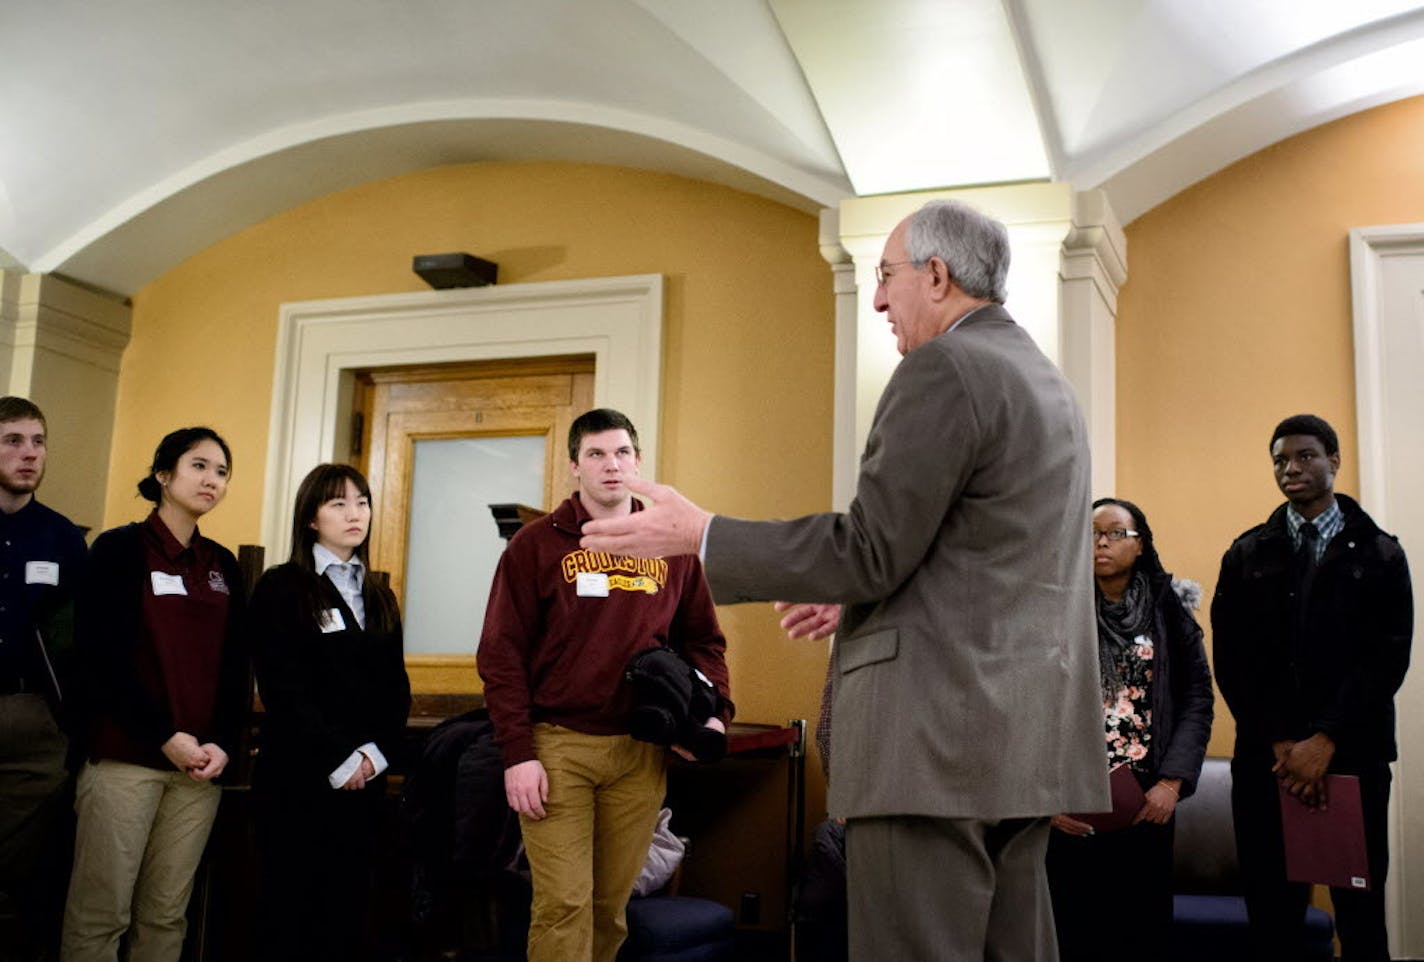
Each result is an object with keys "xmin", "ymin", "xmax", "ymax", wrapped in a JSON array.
[
  {"xmin": 1046, "ymin": 497, "xmax": 1214, "ymax": 962},
  {"xmin": 249, "ymin": 463, "xmax": 410, "ymax": 962}
]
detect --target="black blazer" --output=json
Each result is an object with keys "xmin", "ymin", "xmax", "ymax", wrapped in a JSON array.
[{"xmin": 250, "ymin": 562, "xmax": 410, "ymax": 793}]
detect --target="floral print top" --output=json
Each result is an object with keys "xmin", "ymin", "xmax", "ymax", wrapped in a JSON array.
[{"xmin": 1105, "ymin": 634, "xmax": 1154, "ymax": 772}]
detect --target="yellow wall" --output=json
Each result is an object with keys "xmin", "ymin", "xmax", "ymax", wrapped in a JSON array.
[
  {"xmin": 112, "ymin": 88, "xmax": 1424, "ymax": 841},
  {"xmin": 1117, "ymin": 94, "xmax": 1424, "ymax": 756},
  {"xmin": 108, "ymin": 160, "xmax": 836, "ymax": 814}
]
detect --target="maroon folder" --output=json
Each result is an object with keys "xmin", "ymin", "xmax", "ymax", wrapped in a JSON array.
[
  {"xmin": 1278, "ymin": 775, "xmax": 1371, "ymax": 890},
  {"xmin": 1071, "ymin": 764, "xmax": 1146, "ymax": 832}
]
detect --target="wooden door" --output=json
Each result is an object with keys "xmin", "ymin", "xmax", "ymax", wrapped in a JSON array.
[{"xmin": 356, "ymin": 355, "xmax": 595, "ymax": 693}]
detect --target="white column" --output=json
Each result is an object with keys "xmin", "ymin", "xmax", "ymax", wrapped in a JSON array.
[
  {"xmin": 0, "ymin": 271, "xmax": 131, "ymax": 532},
  {"xmin": 818, "ymin": 208, "xmax": 863, "ymax": 511},
  {"xmin": 827, "ymin": 184, "xmax": 1125, "ymax": 500},
  {"xmin": 1060, "ymin": 190, "xmax": 1127, "ymax": 498}
]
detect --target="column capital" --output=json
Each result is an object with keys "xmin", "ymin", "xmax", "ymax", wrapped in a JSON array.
[
  {"xmin": 0, "ymin": 270, "xmax": 131, "ymax": 531},
  {"xmin": 1061, "ymin": 190, "xmax": 1127, "ymax": 311}
]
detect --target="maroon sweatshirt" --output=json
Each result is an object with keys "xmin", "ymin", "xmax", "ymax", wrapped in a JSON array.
[{"xmin": 477, "ymin": 493, "xmax": 732, "ymax": 767}]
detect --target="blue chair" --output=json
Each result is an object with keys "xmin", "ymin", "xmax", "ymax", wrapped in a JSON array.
[{"xmin": 619, "ymin": 895, "xmax": 735, "ymax": 962}]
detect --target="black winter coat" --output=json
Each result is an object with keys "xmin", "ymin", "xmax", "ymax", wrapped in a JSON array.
[
  {"xmin": 1211, "ymin": 495, "xmax": 1413, "ymax": 768},
  {"xmin": 1138, "ymin": 571, "xmax": 1214, "ymax": 797}
]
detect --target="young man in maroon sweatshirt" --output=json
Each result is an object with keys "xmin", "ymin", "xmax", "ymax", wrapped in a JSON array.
[{"xmin": 477, "ymin": 408, "xmax": 733, "ymax": 962}]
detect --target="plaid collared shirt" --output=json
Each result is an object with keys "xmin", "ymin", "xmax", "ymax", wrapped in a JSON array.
[{"xmin": 1286, "ymin": 498, "xmax": 1343, "ymax": 562}]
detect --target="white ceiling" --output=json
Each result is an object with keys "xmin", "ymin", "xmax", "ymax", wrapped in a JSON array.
[{"xmin": 4, "ymin": 0, "xmax": 1424, "ymax": 296}]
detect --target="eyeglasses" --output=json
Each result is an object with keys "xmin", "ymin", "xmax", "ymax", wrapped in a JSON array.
[
  {"xmin": 875, "ymin": 260, "xmax": 920, "ymax": 285},
  {"xmin": 1092, "ymin": 528, "xmax": 1140, "ymax": 543}
]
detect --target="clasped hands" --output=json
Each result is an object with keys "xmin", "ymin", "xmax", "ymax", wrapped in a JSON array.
[
  {"xmin": 1273, "ymin": 733, "xmax": 1335, "ymax": 808},
  {"xmin": 161, "ymin": 731, "xmax": 229, "ymax": 781}
]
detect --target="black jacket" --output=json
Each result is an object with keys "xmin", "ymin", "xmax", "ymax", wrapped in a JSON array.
[
  {"xmin": 250, "ymin": 562, "xmax": 410, "ymax": 793},
  {"xmin": 76, "ymin": 521, "xmax": 248, "ymax": 769},
  {"xmin": 403, "ymin": 709, "xmax": 523, "ymax": 887},
  {"xmin": 1211, "ymin": 494, "xmax": 1413, "ymax": 767},
  {"xmin": 1140, "ymin": 571, "xmax": 1214, "ymax": 797}
]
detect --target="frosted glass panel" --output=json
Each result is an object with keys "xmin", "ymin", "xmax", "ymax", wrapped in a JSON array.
[{"xmin": 403, "ymin": 435, "xmax": 546, "ymax": 654}]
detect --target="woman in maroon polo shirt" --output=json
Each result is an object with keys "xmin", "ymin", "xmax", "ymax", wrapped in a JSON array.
[
  {"xmin": 249, "ymin": 463, "xmax": 409, "ymax": 962},
  {"xmin": 62, "ymin": 427, "xmax": 247, "ymax": 962}
]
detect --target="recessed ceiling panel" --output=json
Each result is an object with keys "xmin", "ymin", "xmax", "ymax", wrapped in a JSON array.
[{"xmin": 772, "ymin": 0, "xmax": 1051, "ymax": 195}]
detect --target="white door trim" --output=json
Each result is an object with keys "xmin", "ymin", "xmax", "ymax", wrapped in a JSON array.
[
  {"xmin": 1350, "ymin": 223, "xmax": 1424, "ymax": 526},
  {"xmin": 262, "ymin": 274, "xmax": 663, "ymax": 561},
  {"xmin": 1349, "ymin": 222, "xmax": 1424, "ymax": 957}
]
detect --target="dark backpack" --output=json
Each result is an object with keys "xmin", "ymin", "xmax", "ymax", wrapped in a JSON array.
[{"xmin": 404, "ymin": 708, "xmax": 524, "ymax": 926}]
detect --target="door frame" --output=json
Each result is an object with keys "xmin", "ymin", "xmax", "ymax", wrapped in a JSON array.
[
  {"xmin": 1349, "ymin": 222, "xmax": 1424, "ymax": 956},
  {"xmin": 262, "ymin": 274, "xmax": 663, "ymax": 562}
]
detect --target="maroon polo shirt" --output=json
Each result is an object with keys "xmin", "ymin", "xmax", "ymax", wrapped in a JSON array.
[{"xmin": 90, "ymin": 511, "xmax": 234, "ymax": 770}]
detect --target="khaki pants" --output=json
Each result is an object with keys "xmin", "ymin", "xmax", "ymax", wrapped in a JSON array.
[
  {"xmin": 520, "ymin": 725, "xmax": 665, "ymax": 962},
  {"xmin": 61, "ymin": 760, "xmax": 220, "ymax": 962}
]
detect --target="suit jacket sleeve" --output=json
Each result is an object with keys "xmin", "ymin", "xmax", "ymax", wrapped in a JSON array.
[
  {"xmin": 706, "ymin": 341, "xmax": 979, "ymax": 604},
  {"xmin": 373, "ymin": 586, "xmax": 412, "ymax": 754}
]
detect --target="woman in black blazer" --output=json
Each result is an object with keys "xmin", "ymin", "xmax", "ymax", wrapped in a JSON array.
[{"xmin": 250, "ymin": 463, "xmax": 410, "ymax": 962}]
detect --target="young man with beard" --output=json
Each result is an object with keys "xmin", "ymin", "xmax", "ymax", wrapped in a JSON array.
[{"xmin": 0, "ymin": 397, "xmax": 88, "ymax": 962}]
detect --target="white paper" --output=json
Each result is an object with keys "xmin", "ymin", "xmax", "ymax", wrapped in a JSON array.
[
  {"xmin": 25, "ymin": 561, "xmax": 59, "ymax": 586},
  {"xmin": 319, "ymin": 607, "xmax": 347, "ymax": 633},
  {"xmin": 150, "ymin": 571, "xmax": 187, "ymax": 596},
  {"xmin": 576, "ymin": 572, "xmax": 610, "ymax": 597}
]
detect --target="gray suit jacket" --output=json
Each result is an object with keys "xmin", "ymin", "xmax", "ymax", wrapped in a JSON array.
[{"xmin": 706, "ymin": 305, "xmax": 1108, "ymax": 820}]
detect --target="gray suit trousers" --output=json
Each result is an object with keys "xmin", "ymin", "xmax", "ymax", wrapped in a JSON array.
[{"xmin": 845, "ymin": 815, "xmax": 1057, "ymax": 962}]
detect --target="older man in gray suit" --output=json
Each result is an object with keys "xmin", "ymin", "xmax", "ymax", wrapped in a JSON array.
[{"xmin": 582, "ymin": 200, "xmax": 1107, "ymax": 961}]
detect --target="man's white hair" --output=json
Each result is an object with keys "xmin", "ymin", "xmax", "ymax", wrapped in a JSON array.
[{"xmin": 905, "ymin": 200, "xmax": 1010, "ymax": 304}]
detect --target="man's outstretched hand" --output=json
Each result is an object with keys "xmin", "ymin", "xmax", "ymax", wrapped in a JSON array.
[{"xmin": 579, "ymin": 478, "xmax": 711, "ymax": 558}]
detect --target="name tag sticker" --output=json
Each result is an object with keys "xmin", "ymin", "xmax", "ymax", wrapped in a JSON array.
[
  {"xmin": 150, "ymin": 572, "xmax": 187, "ymax": 596},
  {"xmin": 319, "ymin": 608, "xmax": 347, "ymax": 633},
  {"xmin": 576, "ymin": 572, "xmax": 610, "ymax": 598},
  {"xmin": 25, "ymin": 561, "xmax": 59, "ymax": 586}
]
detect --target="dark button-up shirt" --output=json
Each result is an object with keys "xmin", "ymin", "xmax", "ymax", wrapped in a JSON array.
[{"xmin": 0, "ymin": 498, "xmax": 86, "ymax": 692}]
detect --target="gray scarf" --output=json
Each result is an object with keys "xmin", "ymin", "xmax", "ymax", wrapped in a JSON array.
[{"xmin": 1096, "ymin": 570, "xmax": 1153, "ymax": 697}]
